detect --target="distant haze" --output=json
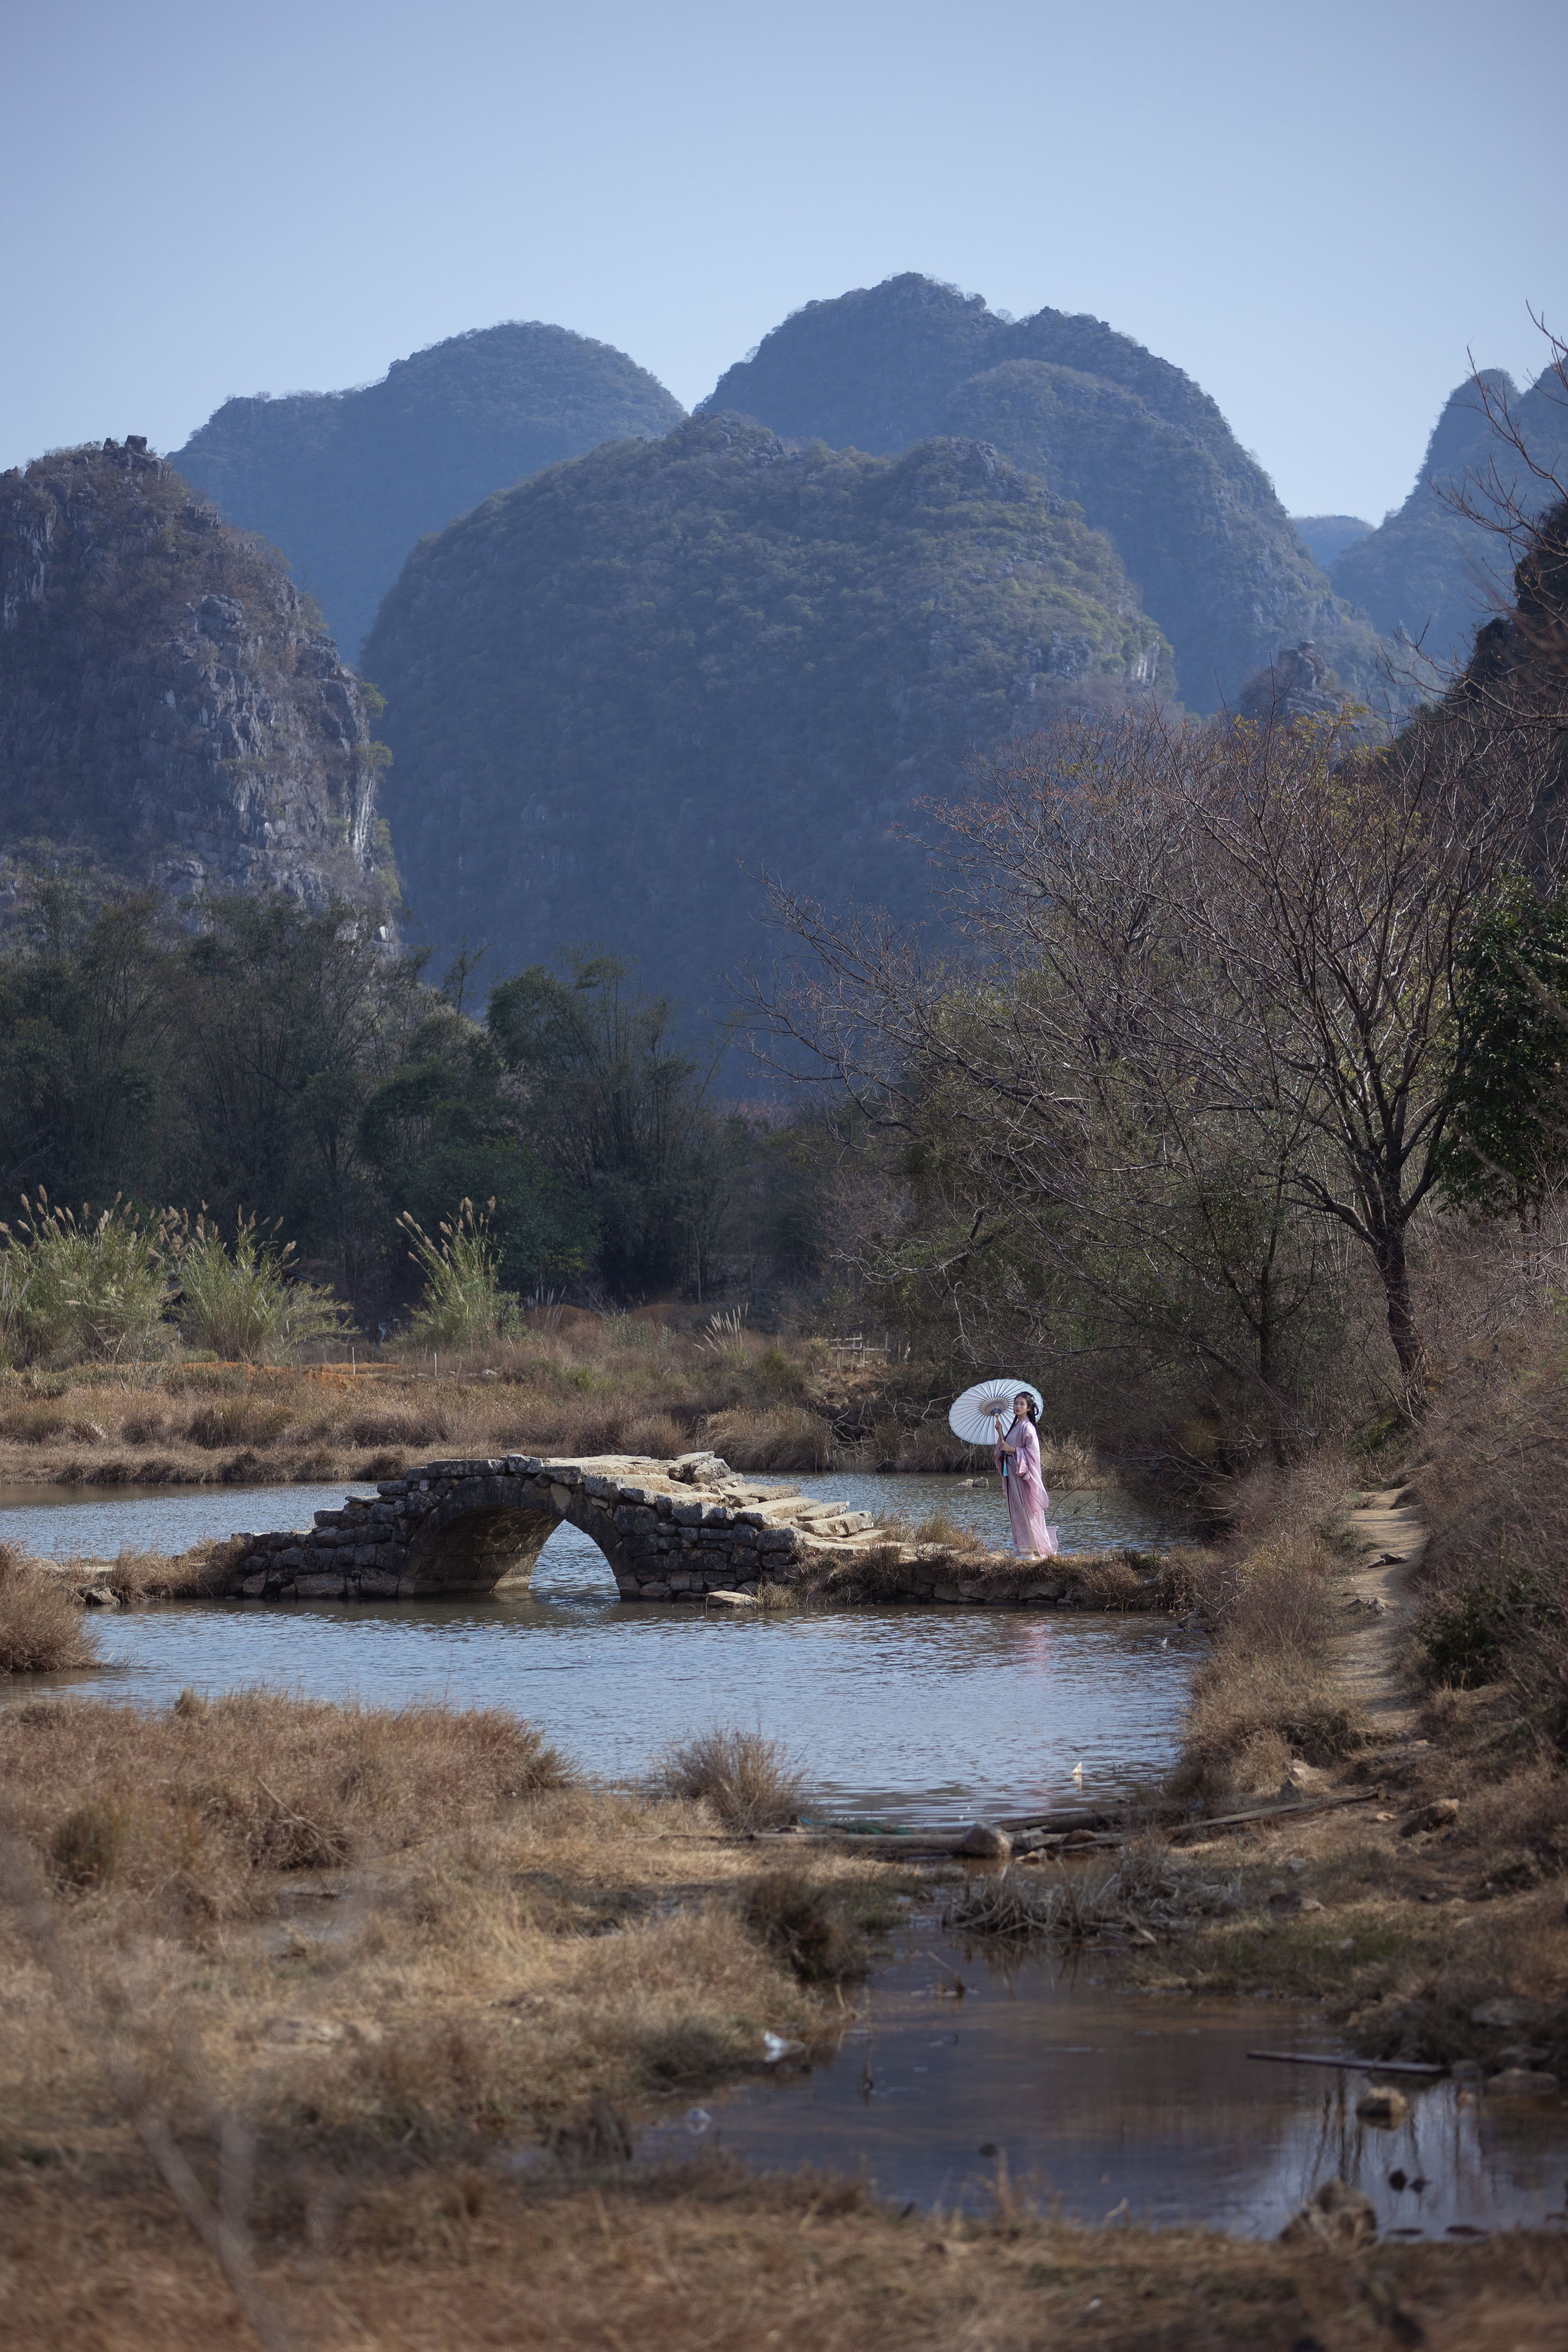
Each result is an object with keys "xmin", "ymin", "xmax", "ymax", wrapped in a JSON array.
[{"xmin": 2, "ymin": 0, "xmax": 1563, "ymax": 524}]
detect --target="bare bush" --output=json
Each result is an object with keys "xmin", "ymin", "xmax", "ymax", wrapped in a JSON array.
[
  {"xmin": 651, "ymin": 1727, "xmax": 805, "ymax": 1832},
  {"xmin": 739, "ymin": 1869, "xmax": 868, "ymax": 1982},
  {"xmin": 0, "ymin": 1545, "xmax": 99, "ymax": 1674}
]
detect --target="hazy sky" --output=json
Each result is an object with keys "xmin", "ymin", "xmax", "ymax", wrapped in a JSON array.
[{"xmin": 3, "ymin": 0, "xmax": 1562, "ymax": 522}]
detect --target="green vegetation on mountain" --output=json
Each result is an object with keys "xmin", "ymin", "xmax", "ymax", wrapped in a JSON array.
[
  {"xmin": 703, "ymin": 272, "xmax": 1379, "ymax": 709},
  {"xmin": 173, "ymin": 323, "xmax": 686, "ymax": 659},
  {"xmin": 364, "ymin": 414, "xmax": 1171, "ymax": 1014},
  {"xmin": 1292, "ymin": 513, "xmax": 1373, "ymax": 567},
  {"xmin": 1332, "ymin": 372, "xmax": 1568, "ymax": 672},
  {"xmin": 0, "ymin": 440, "xmax": 387, "ymax": 912}
]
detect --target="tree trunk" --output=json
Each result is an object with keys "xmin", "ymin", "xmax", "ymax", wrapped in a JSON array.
[{"xmin": 1374, "ymin": 1222, "xmax": 1425, "ymax": 1401}]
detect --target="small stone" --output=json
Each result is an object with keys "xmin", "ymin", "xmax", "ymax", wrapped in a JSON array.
[
  {"xmin": 1279, "ymin": 2175, "xmax": 1379, "ymax": 2249},
  {"xmin": 704, "ymin": 1589, "xmax": 758, "ymax": 1608},
  {"xmin": 78, "ymin": 1585, "xmax": 118, "ymax": 1607},
  {"xmin": 1487, "ymin": 2068, "xmax": 1559, "ymax": 2097},
  {"xmin": 267, "ymin": 2017, "xmax": 344, "ymax": 2045},
  {"xmin": 1355, "ymin": 2086, "xmax": 1409, "ymax": 2126},
  {"xmin": 955, "ymin": 1822, "xmax": 1012, "ymax": 1859},
  {"xmin": 1398, "ymin": 1797, "xmax": 1459, "ymax": 1836}
]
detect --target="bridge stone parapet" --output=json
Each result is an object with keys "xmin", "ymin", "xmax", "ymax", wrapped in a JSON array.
[{"xmin": 226, "ymin": 1450, "xmax": 884, "ymax": 1603}]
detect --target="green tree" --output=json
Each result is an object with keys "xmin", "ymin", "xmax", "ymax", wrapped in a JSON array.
[{"xmin": 1440, "ymin": 880, "xmax": 1568, "ymax": 1224}]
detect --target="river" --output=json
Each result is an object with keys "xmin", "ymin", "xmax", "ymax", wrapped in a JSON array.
[{"xmin": 0, "ymin": 1470, "xmax": 1187, "ymax": 1823}]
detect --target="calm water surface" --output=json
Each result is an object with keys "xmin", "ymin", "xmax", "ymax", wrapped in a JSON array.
[
  {"xmin": 0, "ymin": 1471, "xmax": 1189, "ymax": 1822},
  {"xmin": 643, "ymin": 1932, "xmax": 1568, "ymax": 2236},
  {"xmin": 6, "ymin": 1473, "xmax": 1566, "ymax": 2234}
]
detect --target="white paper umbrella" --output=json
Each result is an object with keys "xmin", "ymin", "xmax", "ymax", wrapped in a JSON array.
[{"xmin": 948, "ymin": 1378, "xmax": 1045, "ymax": 1446}]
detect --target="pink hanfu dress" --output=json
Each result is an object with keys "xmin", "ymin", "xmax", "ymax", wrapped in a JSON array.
[{"xmin": 994, "ymin": 1416, "xmax": 1059, "ymax": 1556}]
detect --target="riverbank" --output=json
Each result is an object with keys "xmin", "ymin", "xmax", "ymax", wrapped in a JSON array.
[
  {"xmin": 1114, "ymin": 1464, "xmax": 1568, "ymax": 2090},
  {"xmin": 0, "ymin": 1346, "xmax": 1105, "ymax": 1490},
  {"xmin": 3, "ymin": 1691, "xmax": 1566, "ymax": 2351}
]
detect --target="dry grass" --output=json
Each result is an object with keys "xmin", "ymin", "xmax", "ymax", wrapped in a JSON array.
[
  {"xmin": 7, "ymin": 2152, "xmax": 1567, "ymax": 2352},
  {"xmin": 0, "ymin": 1342, "xmax": 1112, "ymax": 1490},
  {"xmin": 1, "ymin": 1698, "xmax": 1566, "ymax": 2346},
  {"xmin": 650, "ymin": 1726, "xmax": 806, "ymax": 1831},
  {"xmin": 945, "ymin": 1842, "xmax": 1239, "ymax": 1945},
  {"xmin": 1170, "ymin": 1532, "xmax": 1368, "ymax": 1799},
  {"xmin": 0, "ymin": 1544, "xmax": 99, "ymax": 1674},
  {"xmin": 0, "ymin": 1696, "xmax": 902, "ymax": 2159}
]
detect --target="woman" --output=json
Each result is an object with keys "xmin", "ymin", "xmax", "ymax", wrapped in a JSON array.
[{"xmin": 993, "ymin": 1393, "xmax": 1059, "ymax": 1557}]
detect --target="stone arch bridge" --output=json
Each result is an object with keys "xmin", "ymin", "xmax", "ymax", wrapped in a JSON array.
[{"xmin": 228, "ymin": 1451, "xmax": 883, "ymax": 1603}]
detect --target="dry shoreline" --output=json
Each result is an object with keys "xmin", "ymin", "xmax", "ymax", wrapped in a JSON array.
[{"xmin": 3, "ymin": 1463, "xmax": 1566, "ymax": 2344}]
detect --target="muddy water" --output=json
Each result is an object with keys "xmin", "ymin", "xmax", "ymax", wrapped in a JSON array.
[
  {"xmin": 643, "ymin": 1933, "xmax": 1568, "ymax": 2236},
  {"xmin": 0, "ymin": 1473, "xmax": 1189, "ymax": 1822}
]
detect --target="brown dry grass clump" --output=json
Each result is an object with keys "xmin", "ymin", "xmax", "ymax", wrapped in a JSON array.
[
  {"xmin": 650, "ymin": 1726, "xmax": 806, "ymax": 1831},
  {"xmin": 1171, "ymin": 1532, "xmax": 1367, "ymax": 1800},
  {"xmin": 0, "ymin": 1543, "xmax": 99, "ymax": 1674},
  {"xmin": 0, "ymin": 1691, "xmax": 567, "ymax": 1911}
]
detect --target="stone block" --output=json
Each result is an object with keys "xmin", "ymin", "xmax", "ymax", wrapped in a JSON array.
[
  {"xmin": 672, "ymin": 1500, "xmax": 703, "ymax": 1526},
  {"xmin": 278, "ymin": 1547, "xmax": 304, "ymax": 1570},
  {"xmin": 240, "ymin": 1574, "xmax": 268, "ymax": 1596},
  {"xmin": 638, "ymin": 1584, "xmax": 672, "ymax": 1599},
  {"xmin": 758, "ymin": 1530, "xmax": 795, "ymax": 1552},
  {"xmin": 297, "ymin": 1573, "xmax": 346, "ymax": 1598},
  {"xmin": 357, "ymin": 1570, "xmax": 401, "ymax": 1596},
  {"xmin": 550, "ymin": 1484, "xmax": 573, "ymax": 1512}
]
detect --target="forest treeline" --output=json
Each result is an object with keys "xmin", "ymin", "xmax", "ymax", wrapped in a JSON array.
[
  {"xmin": 0, "ymin": 893, "xmax": 823, "ymax": 1333},
  {"xmin": 750, "ymin": 488, "xmax": 1568, "ymax": 1470}
]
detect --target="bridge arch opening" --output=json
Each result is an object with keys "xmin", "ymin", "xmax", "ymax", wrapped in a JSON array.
[{"xmin": 405, "ymin": 1495, "xmax": 630, "ymax": 1598}]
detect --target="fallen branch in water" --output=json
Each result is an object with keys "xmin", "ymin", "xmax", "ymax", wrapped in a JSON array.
[{"xmin": 1248, "ymin": 2050, "xmax": 1448, "ymax": 2077}]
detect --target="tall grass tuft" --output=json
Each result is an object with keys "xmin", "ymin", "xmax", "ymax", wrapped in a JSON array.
[
  {"xmin": 0, "ymin": 1192, "xmax": 172, "ymax": 1366},
  {"xmin": 652, "ymin": 1725, "xmax": 805, "ymax": 1830},
  {"xmin": 0, "ymin": 1543, "xmax": 100, "ymax": 1674},
  {"xmin": 398, "ymin": 1197, "xmax": 519, "ymax": 1350},
  {"xmin": 173, "ymin": 1211, "xmax": 348, "ymax": 1362}
]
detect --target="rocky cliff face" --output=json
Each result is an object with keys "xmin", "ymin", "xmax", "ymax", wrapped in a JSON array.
[
  {"xmin": 1330, "ymin": 373, "xmax": 1568, "ymax": 675},
  {"xmin": 174, "ymin": 322, "xmax": 686, "ymax": 658},
  {"xmin": 702, "ymin": 274, "xmax": 1382, "ymax": 712},
  {"xmin": 0, "ymin": 439, "xmax": 390, "ymax": 913}
]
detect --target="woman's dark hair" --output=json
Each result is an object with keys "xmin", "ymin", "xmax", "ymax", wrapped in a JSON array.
[{"xmin": 1012, "ymin": 1393, "xmax": 1038, "ymax": 1424}]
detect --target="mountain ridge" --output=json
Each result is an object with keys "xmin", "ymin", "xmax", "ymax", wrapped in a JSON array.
[{"xmin": 172, "ymin": 322, "xmax": 686, "ymax": 657}]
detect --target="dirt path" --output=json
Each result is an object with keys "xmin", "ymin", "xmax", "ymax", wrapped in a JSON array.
[{"xmin": 1335, "ymin": 1477, "xmax": 1429, "ymax": 1732}]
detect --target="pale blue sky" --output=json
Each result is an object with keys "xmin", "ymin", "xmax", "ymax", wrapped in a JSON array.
[{"xmin": 2, "ymin": 0, "xmax": 1562, "ymax": 522}]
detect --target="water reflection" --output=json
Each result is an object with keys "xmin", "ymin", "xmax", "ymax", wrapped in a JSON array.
[
  {"xmin": 0, "ymin": 1479, "xmax": 1190, "ymax": 1822},
  {"xmin": 647, "ymin": 1934, "xmax": 1568, "ymax": 2235}
]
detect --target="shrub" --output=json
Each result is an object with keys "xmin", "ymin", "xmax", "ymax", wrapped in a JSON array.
[
  {"xmin": 50, "ymin": 1799, "xmax": 124, "ymax": 1887},
  {"xmin": 0, "ymin": 1193, "xmax": 172, "ymax": 1366},
  {"xmin": 174, "ymin": 1212, "xmax": 347, "ymax": 1362},
  {"xmin": 739, "ymin": 1869, "xmax": 866, "ymax": 1981},
  {"xmin": 0, "ymin": 1544, "xmax": 99, "ymax": 1674},
  {"xmin": 185, "ymin": 1397, "xmax": 296, "ymax": 1450},
  {"xmin": 652, "ymin": 1726, "xmax": 805, "ymax": 1830},
  {"xmin": 398, "ymin": 1198, "xmax": 520, "ymax": 1350}
]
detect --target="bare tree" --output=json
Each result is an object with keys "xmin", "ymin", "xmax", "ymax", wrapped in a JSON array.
[{"xmin": 754, "ymin": 696, "xmax": 1562, "ymax": 1416}]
